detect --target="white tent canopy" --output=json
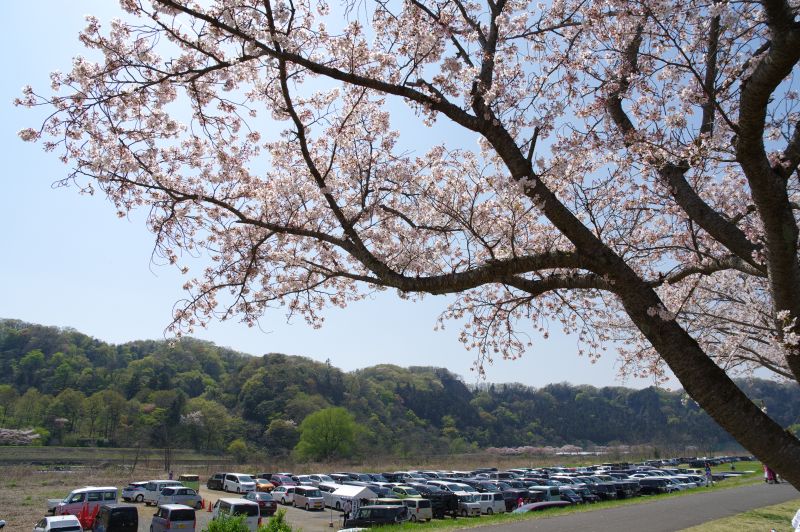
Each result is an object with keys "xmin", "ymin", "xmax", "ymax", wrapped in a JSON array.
[{"xmin": 332, "ymin": 485, "xmax": 377, "ymax": 500}]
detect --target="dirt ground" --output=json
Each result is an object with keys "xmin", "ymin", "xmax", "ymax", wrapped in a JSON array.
[{"xmin": 0, "ymin": 464, "xmax": 344, "ymax": 531}]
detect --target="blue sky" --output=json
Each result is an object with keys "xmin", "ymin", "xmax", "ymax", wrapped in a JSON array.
[{"xmin": 0, "ymin": 1, "xmax": 671, "ymax": 389}]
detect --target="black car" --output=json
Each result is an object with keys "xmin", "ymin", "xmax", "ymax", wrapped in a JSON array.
[
  {"xmin": 344, "ymin": 504, "xmax": 409, "ymax": 527},
  {"xmin": 421, "ymin": 492, "xmax": 459, "ymax": 519},
  {"xmin": 638, "ymin": 477, "xmax": 672, "ymax": 495},
  {"xmin": 91, "ymin": 504, "xmax": 138, "ymax": 532},
  {"xmin": 207, "ymin": 472, "xmax": 228, "ymax": 490}
]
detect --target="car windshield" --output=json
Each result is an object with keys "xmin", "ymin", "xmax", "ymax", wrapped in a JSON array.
[
  {"xmin": 258, "ymin": 493, "xmax": 274, "ymax": 500},
  {"xmin": 317, "ymin": 475, "xmax": 333, "ymax": 482},
  {"xmin": 238, "ymin": 475, "xmax": 254, "ymax": 482},
  {"xmin": 401, "ymin": 487, "xmax": 419, "ymax": 496},
  {"xmin": 445, "ymin": 484, "xmax": 462, "ymax": 491},
  {"xmin": 458, "ymin": 494, "xmax": 478, "ymax": 502}
]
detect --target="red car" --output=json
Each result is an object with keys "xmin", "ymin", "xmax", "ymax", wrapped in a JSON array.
[
  {"xmin": 243, "ymin": 491, "xmax": 278, "ymax": 516},
  {"xmin": 270, "ymin": 474, "xmax": 297, "ymax": 487}
]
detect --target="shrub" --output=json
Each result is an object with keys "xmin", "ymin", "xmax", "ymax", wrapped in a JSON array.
[
  {"xmin": 205, "ymin": 513, "xmax": 248, "ymax": 532},
  {"xmin": 259, "ymin": 510, "xmax": 293, "ymax": 532}
]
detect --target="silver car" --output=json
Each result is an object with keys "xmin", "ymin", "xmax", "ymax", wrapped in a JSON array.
[
  {"xmin": 156, "ymin": 487, "xmax": 203, "ymax": 509},
  {"xmin": 150, "ymin": 504, "xmax": 196, "ymax": 532}
]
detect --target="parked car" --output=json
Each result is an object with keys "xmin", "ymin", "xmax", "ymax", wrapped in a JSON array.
[
  {"xmin": 212, "ymin": 498, "xmax": 261, "ymax": 531},
  {"xmin": 329, "ymin": 473, "xmax": 351, "ymax": 484},
  {"xmin": 91, "ymin": 504, "xmax": 138, "ymax": 532},
  {"xmin": 150, "ymin": 504, "xmax": 196, "ymax": 532},
  {"xmin": 558, "ymin": 487, "xmax": 582, "ymax": 504},
  {"xmin": 243, "ymin": 491, "xmax": 278, "ymax": 516},
  {"xmin": 156, "ymin": 486, "xmax": 203, "ymax": 509},
  {"xmin": 400, "ymin": 498, "xmax": 433, "ymax": 522},
  {"xmin": 207, "ymin": 472, "xmax": 228, "ymax": 491},
  {"xmin": 254, "ymin": 478, "xmax": 274, "ymax": 492},
  {"xmin": 143, "ymin": 480, "xmax": 183, "ymax": 506},
  {"xmin": 421, "ymin": 492, "xmax": 459, "ymax": 519},
  {"xmin": 478, "ymin": 492, "xmax": 506, "ymax": 515},
  {"xmin": 223, "ymin": 473, "xmax": 256, "ymax": 493},
  {"xmin": 455, "ymin": 493, "xmax": 482, "ymax": 517},
  {"xmin": 307, "ymin": 474, "xmax": 335, "ymax": 486},
  {"xmin": 292, "ymin": 486, "xmax": 325, "ymax": 510},
  {"xmin": 51, "ymin": 486, "xmax": 118, "ymax": 517},
  {"xmin": 344, "ymin": 505, "xmax": 410, "ymax": 527},
  {"xmin": 272, "ymin": 486, "xmax": 295, "ymax": 505},
  {"xmin": 637, "ymin": 477, "xmax": 673, "ymax": 495},
  {"xmin": 391, "ymin": 485, "xmax": 421, "ymax": 498},
  {"xmin": 316, "ymin": 483, "xmax": 343, "ymax": 509},
  {"xmin": 269, "ymin": 474, "xmax": 296, "ymax": 487},
  {"xmin": 33, "ymin": 515, "xmax": 82, "ymax": 531},
  {"xmin": 121, "ymin": 482, "xmax": 148, "ymax": 503}
]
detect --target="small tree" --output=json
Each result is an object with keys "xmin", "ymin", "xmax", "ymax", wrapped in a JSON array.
[
  {"xmin": 227, "ymin": 438, "xmax": 249, "ymax": 464},
  {"xmin": 294, "ymin": 407, "xmax": 359, "ymax": 461}
]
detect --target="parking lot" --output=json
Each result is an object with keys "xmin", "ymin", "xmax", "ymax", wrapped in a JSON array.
[{"xmin": 131, "ymin": 486, "xmax": 346, "ymax": 532}]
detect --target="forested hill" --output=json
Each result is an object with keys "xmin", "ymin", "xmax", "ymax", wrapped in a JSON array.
[{"xmin": 1, "ymin": 318, "xmax": 798, "ymax": 457}]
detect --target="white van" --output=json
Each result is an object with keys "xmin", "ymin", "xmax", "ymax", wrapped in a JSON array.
[
  {"xmin": 143, "ymin": 480, "xmax": 183, "ymax": 506},
  {"xmin": 213, "ymin": 498, "xmax": 261, "ymax": 531},
  {"xmin": 401, "ymin": 498, "xmax": 433, "ymax": 522},
  {"xmin": 51, "ymin": 486, "xmax": 118, "ymax": 517},
  {"xmin": 478, "ymin": 492, "xmax": 506, "ymax": 514},
  {"xmin": 223, "ymin": 473, "xmax": 256, "ymax": 493}
]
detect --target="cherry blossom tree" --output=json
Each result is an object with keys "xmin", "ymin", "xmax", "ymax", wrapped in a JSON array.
[{"xmin": 19, "ymin": 0, "xmax": 800, "ymax": 485}]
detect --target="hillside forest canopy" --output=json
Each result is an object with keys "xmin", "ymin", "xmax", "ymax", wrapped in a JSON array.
[
  {"xmin": 2, "ymin": 319, "xmax": 799, "ymax": 460},
  {"xmin": 18, "ymin": 0, "xmax": 800, "ymax": 484}
]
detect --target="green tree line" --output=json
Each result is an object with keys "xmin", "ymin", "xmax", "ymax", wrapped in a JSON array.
[{"xmin": 1, "ymin": 319, "xmax": 797, "ymax": 459}]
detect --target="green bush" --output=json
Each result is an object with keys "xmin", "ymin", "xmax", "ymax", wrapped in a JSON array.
[
  {"xmin": 204, "ymin": 513, "xmax": 249, "ymax": 532},
  {"xmin": 259, "ymin": 510, "xmax": 294, "ymax": 532}
]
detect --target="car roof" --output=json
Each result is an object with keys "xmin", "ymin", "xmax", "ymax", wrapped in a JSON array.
[
  {"xmin": 159, "ymin": 504, "xmax": 195, "ymax": 510},
  {"xmin": 100, "ymin": 503, "xmax": 136, "ymax": 509},
  {"xmin": 45, "ymin": 515, "xmax": 81, "ymax": 523},
  {"xmin": 219, "ymin": 498, "xmax": 258, "ymax": 505},
  {"xmin": 70, "ymin": 486, "xmax": 117, "ymax": 493}
]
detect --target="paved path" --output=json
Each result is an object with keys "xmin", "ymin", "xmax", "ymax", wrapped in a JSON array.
[{"xmin": 476, "ymin": 483, "xmax": 799, "ymax": 532}]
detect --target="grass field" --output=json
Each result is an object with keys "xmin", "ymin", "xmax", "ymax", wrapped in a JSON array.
[{"xmin": 679, "ymin": 498, "xmax": 800, "ymax": 531}]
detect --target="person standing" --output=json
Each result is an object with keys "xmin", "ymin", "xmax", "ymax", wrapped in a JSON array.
[
  {"xmin": 704, "ymin": 463, "xmax": 714, "ymax": 487},
  {"xmin": 343, "ymin": 498, "xmax": 352, "ymax": 527}
]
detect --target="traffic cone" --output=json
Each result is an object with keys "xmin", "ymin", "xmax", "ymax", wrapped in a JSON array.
[{"xmin": 207, "ymin": 500, "xmax": 212, "ymax": 512}]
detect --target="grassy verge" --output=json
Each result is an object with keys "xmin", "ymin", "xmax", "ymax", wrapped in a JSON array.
[
  {"xmin": 678, "ymin": 498, "xmax": 800, "ymax": 532},
  {"xmin": 390, "ymin": 462, "xmax": 764, "ymax": 530}
]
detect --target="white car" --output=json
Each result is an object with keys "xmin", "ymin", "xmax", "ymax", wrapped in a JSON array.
[
  {"xmin": 156, "ymin": 486, "xmax": 203, "ymax": 508},
  {"xmin": 272, "ymin": 486, "xmax": 295, "ymax": 505},
  {"xmin": 223, "ymin": 473, "xmax": 256, "ymax": 493},
  {"xmin": 33, "ymin": 515, "xmax": 82, "ymax": 531},
  {"xmin": 212, "ymin": 498, "xmax": 261, "ymax": 531},
  {"xmin": 478, "ymin": 492, "xmax": 506, "ymax": 515},
  {"xmin": 308, "ymin": 474, "xmax": 335, "ymax": 486}
]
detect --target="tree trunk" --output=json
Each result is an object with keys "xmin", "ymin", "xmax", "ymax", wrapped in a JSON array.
[{"xmin": 618, "ymin": 280, "xmax": 800, "ymax": 487}]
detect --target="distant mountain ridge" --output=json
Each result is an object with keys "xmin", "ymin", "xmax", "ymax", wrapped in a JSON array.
[{"xmin": 1, "ymin": 318, "xmax": 797, "ymax": 457}]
